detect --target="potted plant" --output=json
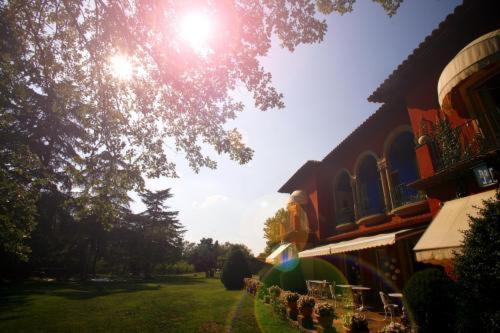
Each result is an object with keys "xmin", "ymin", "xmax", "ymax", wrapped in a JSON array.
[
  {"xmin": 315, "ymin": 302, "xmax": 337, "ymax": 329},
  {"xmin": 342, "ymin": 312, "xmax": 369, "ymax": 333},
  {"xmin": 298, "ymin": 295, "xmax": 316, "ymax": 317},
  {"xmin": 283, "ymin": 292, "xmax": 300, "ymax": 320},
  {"xmin": 379, "ymin": 322, "xmax": 410, "ymax": 333},
  {"xmin": 257, "ymin": 284, "xmax": 269, "ymax": 301},
  {"xmin": 268, "ymin": 285, "xmax": 281, "ymax": 301},
  {"xmin": 285, "ymin": 292, "xmax": 300, "ymax": 308}
]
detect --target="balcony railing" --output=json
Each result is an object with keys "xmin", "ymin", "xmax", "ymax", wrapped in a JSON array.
[
  {"xmin": 359, "ymin": 200, "xmax": 385, "ymax": 218},
  {"xmin": 427, "ymin": 118, "xmax": 497, "ymax": 173},
  {"xmin": 392, "ymin": 183, "xmax": 425, "ymax": 208},
  {"xmin": 336, "ymin": 207, "xmax": 355, "ymax": 225}
]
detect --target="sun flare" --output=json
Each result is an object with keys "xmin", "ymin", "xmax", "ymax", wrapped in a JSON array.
[
  {"xmin": 180, "ymin": 12, "xmax": 213, "ymax": 54},
  {"xmin": 109, "ymin": 54, "xmax": 133, "ymax": 80}
]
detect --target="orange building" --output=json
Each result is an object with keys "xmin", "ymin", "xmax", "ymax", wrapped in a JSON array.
[{"xmin": 268, "ymin": 0, "xmax": 499, "ymax": 296}]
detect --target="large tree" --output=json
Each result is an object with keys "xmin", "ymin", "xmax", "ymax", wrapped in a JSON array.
[
  {"xmin": 188, "ymin": 238, "xmax": 220, "ymax": 277},
  {"xmin": 263, "ymin": 208, "xmax": 288, "ymax": 254},
  {"xmin": 138, "ymin": 188, "xmax": 183, "ymax": 277},
  {"xmin": 0, "ymin": 0, "xmax": 402, "ymax": 259}
]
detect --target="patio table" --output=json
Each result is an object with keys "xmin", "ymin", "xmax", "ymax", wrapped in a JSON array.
[
  {"xmin": 351, "ymin": 286, "xmax": 371, "ymax": 311},
  {"xmin": 388, "ymin": 292, "xmax": 408, "ymax": 322},
  {"xmin": 336, "ymin": 285, "xmax": 370, "ymax": 311}
]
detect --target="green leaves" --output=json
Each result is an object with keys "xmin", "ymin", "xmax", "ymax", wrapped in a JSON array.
[
  {"xmin": 316, "ymin": 0, "xmax": 403, "ymax": 17},
  {"xmin": 263, "ymin": 208, "xmax": 288, "ymax": 254},
  {"xmin": 454, "ymin": 195, "xmax": 500, "ymax": 332}
]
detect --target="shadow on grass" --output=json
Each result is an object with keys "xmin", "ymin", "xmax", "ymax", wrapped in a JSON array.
[{"xmin": 0, "ymin": 274, "xmax": 206, "ymax": 309}]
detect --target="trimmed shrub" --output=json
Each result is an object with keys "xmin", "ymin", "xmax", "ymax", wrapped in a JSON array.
[
  {"xmin": 280, "ymin": 261, "xmax": 307, "ymax": 294},
  {"xmin": 258, "ymin": 264, "xmax": 281, "ymax": 287},
  {"xmin": 403, "ymin": 268, "xmax": 456, "ymax": 332},
  {"xmin": 220, "ymin": 248, "xmax": 251, "ymax": 290},
  {"xmin": 454, "ymin": 195, "xmax": 500, "ymax": 333}
]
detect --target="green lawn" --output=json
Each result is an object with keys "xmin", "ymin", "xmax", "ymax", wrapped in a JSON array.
[{"xmin": 0, "ymin": 275, "xmax": 297, "ymax": 333}]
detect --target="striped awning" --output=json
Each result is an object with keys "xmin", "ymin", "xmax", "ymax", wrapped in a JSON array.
[
  {"xmin": 265, "ymin": 243, "xmax": 293, "ymax": 264},
  {"xmin": 298, "ymin": 229, "xmax": 413, "ymax": 258},
  {"xmin": 414, "ymin": 190, "xmax": 497, "ymax": 264},
  {"xmin": 438, "ymin": 29, "xmax": 500, "ymax": 106}
]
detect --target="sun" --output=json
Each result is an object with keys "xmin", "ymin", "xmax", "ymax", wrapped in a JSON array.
[
  {"xmin": 109, "ymin": 54, "xmax": 133, "ymax": 80},
  {"xmin": 180, "ymin": 11, "xmax": 213, "ymax": 55}
]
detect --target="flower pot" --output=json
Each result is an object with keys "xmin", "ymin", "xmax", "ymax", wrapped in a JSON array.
[
  {"xmin": 287, "ymin": 301, "xmax": 298, "ymax": 311},
  {"xmin": 300, "ymin": 306, "xmax": 314, "ymax": 317},
  {"xmin": 318, "ymin": 315, "xmax": 333, "ymax": 328}
]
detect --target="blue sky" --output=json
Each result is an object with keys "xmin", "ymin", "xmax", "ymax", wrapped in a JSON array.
[{"xmin": 133, "ymin": 0, "xmax": 462, "ymax": 255}]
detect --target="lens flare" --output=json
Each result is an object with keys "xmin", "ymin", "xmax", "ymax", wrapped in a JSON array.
[{"xmin": 109, "ymin": 54, "xmax": 133, "ymax": 80}]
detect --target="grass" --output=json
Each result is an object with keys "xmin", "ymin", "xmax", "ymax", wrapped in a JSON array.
[{"xmin": 0, "ymin": 275, "xmax": 297, "ymax": 333}]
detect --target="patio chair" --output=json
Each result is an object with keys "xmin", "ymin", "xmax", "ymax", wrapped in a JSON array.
[
  {"xmin": 379, "ymin": 291, "xmax": 398, "ymax": 321},
  {"xmin": 306, "ymin": 280, "xmax": 317, "ymax": 297},
  {"xmin": 328, "ymin": 281, "xmax": 340, "ymax": 308},
  {"xmin": 320, "ymin": 280, "xmax": 328, "ymax": 298}
]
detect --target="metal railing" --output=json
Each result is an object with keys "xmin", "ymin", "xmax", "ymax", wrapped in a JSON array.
[
  {"xmin": 359, "ymin": 199, "xmax": 385, "ymax": 218},
  {"xmin": 392, "ymin": 183, "xmax": 425, "ymax": 208},
  {"xmin": 427, "ymin": 118, "xmax": 497, "ymax": 173},
  {"xmin": 336, "ymin": 207, "xmax": 355, "ymax": 225}
]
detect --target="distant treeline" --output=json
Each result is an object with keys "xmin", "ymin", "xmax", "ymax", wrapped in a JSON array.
[{"xmin": 1, "ymin": 187, "xmax": 264, "ymax": 280}]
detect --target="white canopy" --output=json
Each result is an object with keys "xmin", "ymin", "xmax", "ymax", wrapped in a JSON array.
[
  {"xmin": 298, "ymin": 229, "xmax": 412, "ymax": 258},
  {"xmin": 438, "ymin": 29, "xmax": 500, "ymax": 106},
  {"xmin": 414, "ymin": 190, "xmax": 497, "ymax": 264}
]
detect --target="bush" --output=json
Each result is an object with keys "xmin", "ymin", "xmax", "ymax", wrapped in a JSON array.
[
  {"xmin": 272, "ymin": 298, "xmax": 287, "ymax": 319},
  {"xmin": 379, "ymin": 322, "xmax": 409, "ymax": 333},
  {"xmin": 316, "ymin": 302, "xmax": 336, "ymax": 318},
  {"xmin": 258, "ymin": 264, "xmax": 281, "ymax": 287},
  {"xmin": 257, "ymin": 283, "xmax": 269, "ymax": 300},
  {"xmin": 403, "ymin": 268, "xmax": 456, "ymax": 332},
  {"xmin": 285, "ymin": 292, "xmax": 300, "ymax": 304},
  {"xmin": 298, "ymin": 295, "xmax": 315, "ymax": 311},
  {"xmin": 454, "ymin": 195, "xmax": 500, "ymax": 333},
  {"xmin": 342, "ymin": 312, "xmax": 368, "ymax": 331},
  {"xmin": 268, "ymin": 285, "xmax": 281, "ymax": 299},
  {"xmin": 280, "ymin": 261, "xmax": 307, "ymax": 293},
  {"xmin": 220, "ymin": 248, "xmax": 251, "ymax": 290}
]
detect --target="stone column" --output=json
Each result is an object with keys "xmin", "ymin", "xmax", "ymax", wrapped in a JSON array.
[
  {"xmin": 350, "ymin": 176, "xmax": 360, "ymax": 221},
  {"xmin": 377, "ymin": 158, "xmax": 393, "ymax": 212}
]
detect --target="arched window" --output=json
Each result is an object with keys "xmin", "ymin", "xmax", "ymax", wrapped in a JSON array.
[
  {"xmin": 357, "ymin": 155, "xmax": 385, "ymax": 217},
  {"xmin": 387, "ymin": 132, "xmax": 421, "ymax": 207},
  {"xmin": 333, "ymin": 171, "xmax": 355, "ymax": 225}
]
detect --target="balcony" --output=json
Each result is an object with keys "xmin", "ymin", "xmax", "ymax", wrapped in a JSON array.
[
  {"xmin": 391, "ymin": 183, "xmax": 429, "ymax": 217},
  {"xmin": 392, "ymin": 183, "xmax": 425, "ymax": 207},
  {"xmin": 336, "ymin": 207, "xmax": 355, "ymax": 225},
  {"xmin": 335, "ymin": 208, "xmax": 357, "ymax": 232},
  {"xmin": 427, "ymin": 118, "xmax": 498, "ymax": 173},
  {"xmin": 357, "ymin": 201, "xmax": 386, "ymax": 226}
]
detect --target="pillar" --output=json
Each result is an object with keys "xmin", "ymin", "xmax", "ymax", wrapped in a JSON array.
[
  {"xmin": 377, "ymin": 158, "xmax": 393, "ymax": 212},
  {"xmin": 350, "ymin": 176, "xmax": 360, "ymax": 221}
]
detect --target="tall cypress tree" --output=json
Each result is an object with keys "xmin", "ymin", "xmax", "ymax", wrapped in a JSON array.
[{"xmin": 221, "ymin": 248, "xmax": 251, "ymax": 290}]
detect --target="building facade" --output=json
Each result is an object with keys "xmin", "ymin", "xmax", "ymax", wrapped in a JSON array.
[{"xmin": 268, "ymin": 0, "xmax": 499, "ymax": 299}]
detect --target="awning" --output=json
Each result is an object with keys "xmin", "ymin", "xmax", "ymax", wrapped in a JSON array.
[
  {"xmin": 414, "ymin": 190, "xmax": 497, "ymax": 264},
  {"xmin": 298, "ymin": 229, "xmax": 413, "ymax": 258},
  {"xmin": 437, "ymin": 29, "xmax": 500, "ymax": 106},
  {"xmin": 266, "ymin": 243, "xmax": 293, "ymax": 264}
]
